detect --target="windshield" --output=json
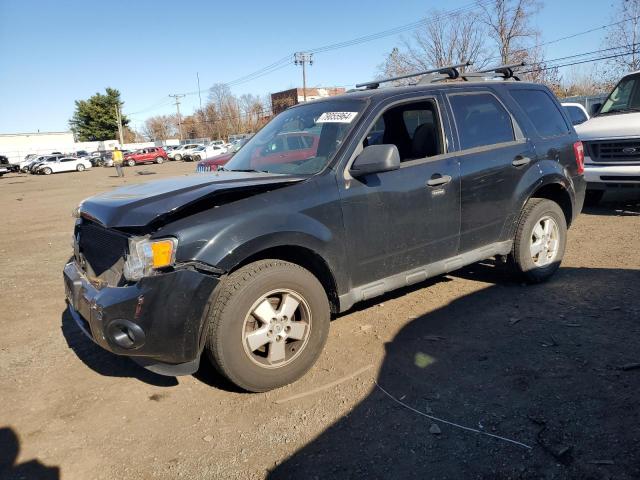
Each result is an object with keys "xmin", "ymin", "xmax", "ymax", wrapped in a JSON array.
[
  {"xmin": 224, "ymin": 99, "xmax": 366, "ymax": 175},
  {"xmin": 600, "ymin": 75, "xmax": 640, "ymax": 114}
]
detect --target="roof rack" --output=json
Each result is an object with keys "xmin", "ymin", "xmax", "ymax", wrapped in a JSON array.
[
  {"xmin": 355, "ymin": 62, "xmax": 472, "ymax": 89},
  {"xmin": 460, "ymin": 62, "xmax": 526, "ymax": 81}
]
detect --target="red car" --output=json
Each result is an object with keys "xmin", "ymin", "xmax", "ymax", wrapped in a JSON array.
[
  {"xmin": 124, "ymin": 147, "xmax": 168, "ymax": 166},
  {"xmin": 196, "ymin": 133, "xmax": 319, "ymax": 171}
]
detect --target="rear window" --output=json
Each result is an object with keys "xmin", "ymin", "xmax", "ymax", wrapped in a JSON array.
[
  {"xmin": 511, "ymin": 89, "xmax": 569, "ymax": 137},
  {"xmin": 448, "ymin": 93, "xmax": 515, "ymax": 150}
]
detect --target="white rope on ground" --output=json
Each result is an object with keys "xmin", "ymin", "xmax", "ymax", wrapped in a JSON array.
[{"xmin": 374, "ymin": 381, "xmax": 533, "ymax": 450}]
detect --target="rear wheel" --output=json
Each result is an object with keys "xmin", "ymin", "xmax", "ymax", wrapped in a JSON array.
[
  {"xmin": 76, "ymin": 164, "xmax": 85, "ymax": 172},
  {"xmin": 155, "ymin": 156, "xmax": 164, "ymax": 164},
  {"xmin": 510, "ymin": 198, "xmax": 567, "ymax": 283},
  {"xmin": 127, "ymin": 159, "xmax": 136, "ymax": 167},
  {"xmin": 584, "ymin": 189, "xmax": 604, "ymax": 207},
  {"xmin": 205, "ymin": 259, "xmax": 330, "ymax": 392}
]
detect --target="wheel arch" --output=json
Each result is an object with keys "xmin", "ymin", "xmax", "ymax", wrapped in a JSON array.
[
  {"xmin": 529, "ymin": 181, "xmax": 573, "ymax": 227},
  {"xmin": 226, "ymin": 244, "xmax": 340, "ymax": 315}
]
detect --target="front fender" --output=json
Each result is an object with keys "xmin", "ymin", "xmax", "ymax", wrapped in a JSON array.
[{"xmin": 194, "ymin": 213, "xmax": 337, "ymax": 272}]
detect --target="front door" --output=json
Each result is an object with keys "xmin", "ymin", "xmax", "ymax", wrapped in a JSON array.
[{"xmin": 338, "ymin": 97, "xmax": 461, "ymax": 288}]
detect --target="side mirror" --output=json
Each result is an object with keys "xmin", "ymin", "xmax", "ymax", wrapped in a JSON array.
[
  {"xmin": 350, "ymin": 144, "xmax": 400, "ymax": 177},
  {"xmin": 590, "ymin": 102, "xmax": 602, "ymax": 116}
]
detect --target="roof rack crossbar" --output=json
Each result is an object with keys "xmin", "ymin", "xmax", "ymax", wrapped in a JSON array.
[
  {"xmin": 460, "ymin": 61, "xmax": 526, "ymax": 81},
  {"xmin": 355, "ymin": 62, "xmax": 472, "ymax": 89}
]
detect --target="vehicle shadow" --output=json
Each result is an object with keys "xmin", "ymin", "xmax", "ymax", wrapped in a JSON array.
[
  {"xmin": 582, "ymin": 190, "xmax": 640, "ymax": 217},
  {"xmin": 0, "ymin": 427, "xmax": 59, "ymax": 480},
  {"xmin": 60, "ymin": 308, "xmax": 178, "ymax": 387},
  {"xmin": 269, "ymin": 266, "xmax": 640, "ymax": 479}
]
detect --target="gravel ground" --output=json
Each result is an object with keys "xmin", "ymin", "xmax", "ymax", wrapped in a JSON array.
[{"xmin": 1, "ymin": 163, "xmax": 639, "ymax": 479}]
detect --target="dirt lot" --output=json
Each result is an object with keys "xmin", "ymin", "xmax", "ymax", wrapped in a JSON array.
[{"xmin": 1, "ymin": 162, "xmax": 639, "ymax": 479}]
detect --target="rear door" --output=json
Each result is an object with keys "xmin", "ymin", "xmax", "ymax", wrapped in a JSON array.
[
  {"xmin": 446, "ymin": 89, "xmax": 534, "ymax": 253},
  {"xmin": 338, "ymin": 95, "xmax": 461, "ymax": 287}
]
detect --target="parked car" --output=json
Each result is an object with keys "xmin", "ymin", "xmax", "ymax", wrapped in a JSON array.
[
  {"xmin": 65, "ymin": 65, "xmax": 585, "ymax": 392},
  {"xmin": 561, "ymin": 102, "xmax": 590, "ymax": 126},
  {"xmin": 124, "ymin": 147, "xmax": 168, "ymax": 166},
  {"xmin": 185, "ymin": 144, "xmax": 227, "ymax": 162},
  {"xmin": 0, "ymin": 155, "xmax": 19, "ymax": 173},
  {"xmin": 28, "ymin": 155, "xmax": 65, "ymax": 173},
  {"xmin": 575, "ymin": 70, "xmax": 640, "ymax": 205},
  {"xmin": 167, "ymin": 143, "xmax": 202, "ymax": 161},
  {"xmin": 36, "ymin": 157, "xmax": 91, "ymax": 175},
  {"xmin": 74, "ymin": 150, "xmax": 90, "ymax": 158},
  {"xmin": 196, "ymin": 139, "xmax": 248, "ymax": 171}
]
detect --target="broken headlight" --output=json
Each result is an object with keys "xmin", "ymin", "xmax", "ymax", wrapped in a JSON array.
[{"xmin": 123, "ymin": 237, "xmax": 178, "ymax": 281}]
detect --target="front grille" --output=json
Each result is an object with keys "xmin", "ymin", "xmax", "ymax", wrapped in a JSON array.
[
  {"xmin": 586, "ymin": 140, "xmax": 640, "ymax": 163},
  {"xmin": 76, "ymin": 222, "xmax": 129, "ymax": 277}
]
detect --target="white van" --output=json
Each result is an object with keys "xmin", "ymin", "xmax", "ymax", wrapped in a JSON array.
[{"xmin": 575, "ymin": 71, "xmax": 640, "ymax": 205}]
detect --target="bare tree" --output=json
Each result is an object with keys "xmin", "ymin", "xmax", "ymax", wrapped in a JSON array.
[
  {"xmin": 377, "ymin": 9, "xmax": 489, "ymax": 83},
  {"xmin": 604, "ymin": 0, "xmax": 640, "ymax": 73},
  {"xmin": 479, "ymin": 0, "xmax": 542, "ymax": 65},
  {"xmin": 142, "ymin": 115, "xmax": 177, "ymax": 141}
]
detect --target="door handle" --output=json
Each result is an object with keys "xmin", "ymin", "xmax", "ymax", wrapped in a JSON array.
[
  {"xmin": 512, "ymin": 156, "xmax": 531, "ymax": 167},
  {"xmin": 427, "ymin": 174, "xmax": 452, "ymax": 187}
]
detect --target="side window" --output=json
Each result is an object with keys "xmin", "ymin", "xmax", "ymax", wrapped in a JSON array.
[
  {"xmin": 362, "ymin": 100, "xmax": 443, "ymax": 161},
  {"xmin": 448, "ymin": 93, "xmax": 515, "ymax": 150},
  {"xmin": 510, "ymin": 89, "xmax": 569, "ymax": 137},
  {"xmin": 61, "ymin": 158, "xmax": 73, "ymax": 162}
]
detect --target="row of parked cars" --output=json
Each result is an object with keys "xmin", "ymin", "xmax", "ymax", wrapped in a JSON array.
[{"xmin": 20, "ymin": 152, "xmax": 93, "ymax": 175}]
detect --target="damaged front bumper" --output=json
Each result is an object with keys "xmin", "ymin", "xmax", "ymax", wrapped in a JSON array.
[{"xmin": 63, "ymin": 260, "xmax": 219, "ymax": 376}]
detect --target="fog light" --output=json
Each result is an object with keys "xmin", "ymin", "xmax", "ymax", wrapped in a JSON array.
[{"xmin": 107, "ymin": 320, "xmax": 145, "ymax": 349}]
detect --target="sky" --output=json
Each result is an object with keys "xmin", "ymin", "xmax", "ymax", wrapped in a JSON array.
[{"xmin": 0, "ymin": 0, "xmax": 617, "ymax": 134}]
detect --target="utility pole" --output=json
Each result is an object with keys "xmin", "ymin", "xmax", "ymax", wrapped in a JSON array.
[
  {"xmin": 169, "ymin": 94, "xmax": 186, "ymax": 141},
  {"xmin": 294, "ymin": 52, "xmax": 314, "ymax": 102},
  {"xmin": 115, "ymin": 104, "xmax": 124, "ymax": 146}
]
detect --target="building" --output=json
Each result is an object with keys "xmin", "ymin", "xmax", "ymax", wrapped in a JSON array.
[
  {"xmin": 271, "ymin": 87, "xmax": 346, "ymax": 115},
  {"xmin": 0, "ymin": 131, "xmax": 75, "ymax": 164}
]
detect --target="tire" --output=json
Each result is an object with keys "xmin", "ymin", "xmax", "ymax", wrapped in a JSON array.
[
  {"xmin": 76, "ymin": 164, "xmax": 85, "ymax": 172},
  {"xmin": 205, "ymin": 259, "xmax": 330, "ymax": 392},
  {"xmin": 174, "ymin": 154, "xmax": 182, "ymax": 161},
  {"xmin": 42, "ymin": 167, "xmax": 52, "ymax": 175},
  {"xmin": 584, "ymin": 189, "xmax": 604, "ymax": 207},
  {"xmin": 127, "ymin": 159, "xmax": 136, "ymax": 167},
  {"xmin": 509, "ymin": 198, "xmax": 567, "ymax": 283},
  {"xmin": 155, "ymin": 156, "xmax": 164, "ymax": 164}
]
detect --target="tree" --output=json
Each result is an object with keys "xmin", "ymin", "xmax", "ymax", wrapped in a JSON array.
[
  {"xmin": 377, "ymin": 9, "xmax": 488, "ymax": 83},
  {"xmin": 69, "ymin": 88, "xmax": 128, "ymax": 141},
  {"xmin": 142, "ymin": 114, "xmax": 177, "ymax": 141},
  {"xmin": 604, "ymin": 0, "xmax": 640, "ymax": 74},
  {"xmin": 479, "ymin": 0, "xmax": 542, "ymax": 65}
]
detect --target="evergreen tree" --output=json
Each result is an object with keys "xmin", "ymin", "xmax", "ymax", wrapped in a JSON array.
[{"xmin": 69, "ymin": 88, "xmax": 128, "ymax": 141}]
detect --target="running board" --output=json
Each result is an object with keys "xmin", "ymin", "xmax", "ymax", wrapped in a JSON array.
[{"xmin": 338, "ymin": 241, "xmax": 512, "ymax": 312}]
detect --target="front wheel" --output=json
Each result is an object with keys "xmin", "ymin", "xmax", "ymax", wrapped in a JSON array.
[
  {"xmin": 205, "ymin": 259, "xmax": 330, "ymax": 392},
  {"xmin": 509, "ymin": 198, "xmax": 567, "ymax": 283},
  {"xmin": 42, "ymin": 167, "xmax": 52, "ymax": 175},
  {"xmin": 127, "ymin": 159, "xmax": 136, "ymax": 167}
]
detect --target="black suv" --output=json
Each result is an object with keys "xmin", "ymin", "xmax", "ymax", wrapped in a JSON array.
[{"xmin": 64, "ymin": 65, "xmax": 586, "ymax": 392}]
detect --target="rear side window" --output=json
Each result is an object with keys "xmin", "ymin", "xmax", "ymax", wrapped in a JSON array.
[
  {"xmin": 511, "ymin": 89, "xmax": 569, "ymax": 137},
  {"xmin": 449, "ymin": 93, "xmax": 515, "ymax": 150}
]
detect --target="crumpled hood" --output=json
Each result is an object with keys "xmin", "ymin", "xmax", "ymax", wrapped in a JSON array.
[
  {"xmin": 576, "ymin": 112, "xmax": 640, "ymax": 141},
  {"xmin": 80, "ymin": 171, "xmax": 305, "ymax": 228}
]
